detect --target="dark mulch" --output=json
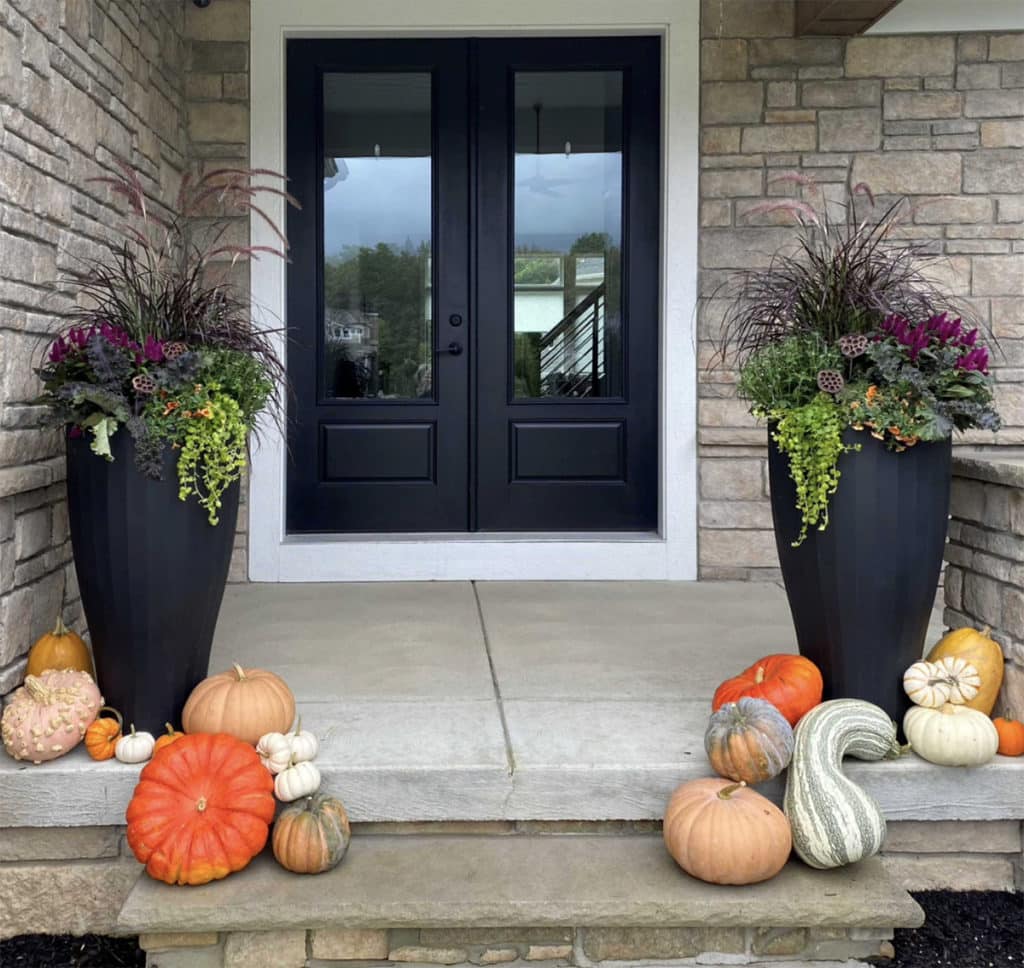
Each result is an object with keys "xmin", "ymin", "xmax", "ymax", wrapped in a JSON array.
[
  {"xmin": 870, "ymin": 890, "xmax": 1024, "ymax": 968},
  {"xmin": 0, "ymin": 934, "xmax": 144, "ymax": 967}
]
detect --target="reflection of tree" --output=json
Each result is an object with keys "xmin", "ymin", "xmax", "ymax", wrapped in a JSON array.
[
  {"xmin": 324, "ymin": 242, "xmax": 430, "ymax": 398},
  {"xmin": 569, "ymin": 231, "xmax": 613, "ymax": 255}
]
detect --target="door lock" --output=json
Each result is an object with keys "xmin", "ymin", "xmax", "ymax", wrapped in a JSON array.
[{"xmin": 437, "ymin": 341, "xmax": 463, "ymax": 356}]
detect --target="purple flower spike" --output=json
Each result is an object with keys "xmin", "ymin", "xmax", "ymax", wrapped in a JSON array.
[
  {"xmin": 143, "ymin": 334, "xmax": 165, "ymax": 363},
  {"xmin": 961, "ymin": 327, "xmax": 978, "ymax": 347}
]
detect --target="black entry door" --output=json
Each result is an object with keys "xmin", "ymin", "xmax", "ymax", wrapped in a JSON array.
[{"xmin": 286, "ymin": 37, "xmax": 659, "ymax": 534}]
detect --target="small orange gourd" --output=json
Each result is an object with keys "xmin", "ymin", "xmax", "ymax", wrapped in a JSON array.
[
  {"xmin": 153, "ymin": 723, "xmax": 184, "ymax": 755},
  {"xmin": 84, "ymin": 707, "xmax": 123, "ymax": 761},
  {"xmin": 26, "ymin": 617, "xmax": 93, "ymax": 678},
  {"xmin": 993, "ymin": 717, "xmax": 1024, "ymax": 757}
]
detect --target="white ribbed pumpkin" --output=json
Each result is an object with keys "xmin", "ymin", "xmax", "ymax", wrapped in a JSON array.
[
  {"xmin": 903, "ymin": 703, "xmax": 999, "ymax": 767},
  {"xmin": 784, "ymin": 699, "xmax": 901, "ymax": 870}
]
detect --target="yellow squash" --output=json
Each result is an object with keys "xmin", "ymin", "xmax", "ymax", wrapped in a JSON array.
[{"xmin": 926, "ymin": 626, "xmax": 1003, "ymax": 715}]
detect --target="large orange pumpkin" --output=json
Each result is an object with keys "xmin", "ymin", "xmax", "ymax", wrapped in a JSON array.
[
  {"xmin": 713, "ymin": 654, "xmax": 823, "ymax": 727},
  {"xmin": 126, "ymin": 733, "xmax": 276, "ymax": 885},
  {"xmin": 663, "ymin": 778, "xmax": 792, "ymax": 885},
  {"xmin": 182, "ymin": 664, "xmax": 295, "ymax": 745},
  {"xmin": 26, "ymin": 617, "xmax": 93, "ymax": 678},
  {"xmin": 993, "ymin": 717, "xmax": 1024, "ymax": 757}
]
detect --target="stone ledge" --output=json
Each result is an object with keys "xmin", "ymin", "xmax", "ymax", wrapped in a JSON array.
[
  {"xmin": 116, "ymin": 835, "xmax": 923, "ymax": 935},
  {"xmin": 953, "ymin": 450, "xmax": 1024, "ymax": 488}
]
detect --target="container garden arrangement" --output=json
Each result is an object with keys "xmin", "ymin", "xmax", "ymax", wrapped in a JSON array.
[
  {"xmin": 718, "ymin": 177, "xmax": 1000, "ymax": 721},
  {"xmin": 36, "ymin": 163, "xmax": 296, "ymax": 731}
]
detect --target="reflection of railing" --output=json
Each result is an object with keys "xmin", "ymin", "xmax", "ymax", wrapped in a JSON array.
[{"xmin": 538, "ymin": 283, "xmax": 606, "ymax": 397}]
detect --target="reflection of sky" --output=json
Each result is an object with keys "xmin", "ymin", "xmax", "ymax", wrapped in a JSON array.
[{"xmin": 323, "ymin": 152, "xmax": 621, "ymax": 257}]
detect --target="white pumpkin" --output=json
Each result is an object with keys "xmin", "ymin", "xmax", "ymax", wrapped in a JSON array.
[
  {"xmin": 934, "ymin": 656, "xmax": 981, "ymax": 705},
  {"xmin": 115, "ymin": 724, "xmax": 155, "ymax": 764},
  {"xmin": 274, "ymin": 759, "xmax": 321, "ymax": 802},
  {"xmin": 903, "ymin": 660, "xmax": 951, "ymax": 708},
  {"xmin": 256, "ymin": 731, "xmax": 293, "ymax": 775},
  {"xmin": 903, "ymin": 703, "xmax": 999, "ymax": 767},
  {"xmin": 286, "ymin": 717, "xmax": 319, "ymax": 763}
]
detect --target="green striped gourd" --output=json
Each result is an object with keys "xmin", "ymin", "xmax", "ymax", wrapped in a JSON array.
[{"xmin": 784, "ymin": 699, "xmax": 902, "ymax": 870}]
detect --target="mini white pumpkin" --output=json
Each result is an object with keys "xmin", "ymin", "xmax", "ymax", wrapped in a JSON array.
[
  {"xmin": 934, "ymin": 656, "xmax": 981, "ymax": 705},
  {"xmin": 286, "ymin": 717, "xmax": 319, "ymax": 763},
  {"xmin": 257, "ymin": 731, "xmax": 293, "ymax": 775},
  {"xmin": 115, "ymin": 724, "xmax": 155, "ymax": 764},
  {"xmin": 903, "ymin": 703, "xmax": 999, "ymax": 767},
  {"xmin": 903, "ymin": 660, "xmax": 951, "ymax": 708},
  {"xmin": 274, "ymin": 759, "xmax": 321, "ymax": 802}
]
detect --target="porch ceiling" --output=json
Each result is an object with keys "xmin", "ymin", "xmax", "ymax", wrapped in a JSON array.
[{"xmin": 795, "ymin": 0, "xmax": 904, "ymax": 35}]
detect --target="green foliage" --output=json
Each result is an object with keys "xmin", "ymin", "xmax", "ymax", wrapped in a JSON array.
[
  {"xmin": 738, "ymin": 333, "xmax": 842, "ymax": 415},
  {"xmin": 514, "ymin": 254, "xmax": 561, "ymax": 285},
  {"xmin": 200, "ymin": 349, "xmax": 274, "ymax": 426},
  {"xmin": 771, "ymin": 394, "xmax": 858, "ymax": 547}
]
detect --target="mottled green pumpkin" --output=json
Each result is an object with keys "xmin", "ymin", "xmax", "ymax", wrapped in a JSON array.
[
  {"xmin": 272, "ymin": 793, "xmax": 351, "ymax": 875},
  {"xmin": 705, "ymin": 697, "xmax": 794, "ymax": 785}
]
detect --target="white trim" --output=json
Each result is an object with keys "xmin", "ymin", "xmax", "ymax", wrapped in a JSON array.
[
  {"xmin": 248, "ymin": 0, "xmax": 700, "ymax": 582},
  {"xmin": 869, "ymin": 0, "xmax": 1024, "ymax": 33}
]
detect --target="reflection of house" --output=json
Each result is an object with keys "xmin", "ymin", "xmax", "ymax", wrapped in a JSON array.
[
  {"xmin": 325, "ymin": 308, "xmax": 380, "ymax": 349},
  {"xmin": 325, "ymin": 308, "xmax": 381, "ymax": 397}
]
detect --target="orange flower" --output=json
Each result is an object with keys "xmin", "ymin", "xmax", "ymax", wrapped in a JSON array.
[
  {"xmin": 195, "ymin": 407, "xmax": 212, "ymax": 419},
  {"xmin": 865, "ymin": 385, "xmax": 879, "ymax": 404},
  {"xmin": 162, "ymin": 401, "xmax": 179, "ymax": 416}
]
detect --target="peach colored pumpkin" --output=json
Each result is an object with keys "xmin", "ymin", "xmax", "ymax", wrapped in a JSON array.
[
  {"xmin": 663, "ymin": 778, "xmax": 792, "ymax": 885},
  {"xmin": 182, "ymin": 663, "xmax": 295, "ymax": 745},
  {"xmin": 1, "ymin": 670, "xmax": 102, "ymax": 763}
]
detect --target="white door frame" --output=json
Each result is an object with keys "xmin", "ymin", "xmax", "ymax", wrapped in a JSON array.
[{"xmin": 248, "ymin": 0, "xmax": 699, "ymax": 581}]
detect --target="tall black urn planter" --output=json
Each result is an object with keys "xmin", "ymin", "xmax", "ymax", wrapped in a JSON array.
[
  {"xmin": 65, "ymin": 430, "xmax": 239, "ymax": 733},
  {"xmin": 769, "ymin": 428, "xmax": 951, "ymax": 723}
]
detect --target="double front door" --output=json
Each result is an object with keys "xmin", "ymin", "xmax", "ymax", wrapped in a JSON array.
[{"xmin": 285, "ymin": 37, "xmax": 660, "ymax": 533}]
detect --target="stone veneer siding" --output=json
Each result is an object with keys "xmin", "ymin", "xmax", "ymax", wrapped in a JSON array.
[
  {"xmin": 0, "ymin": 0, "xmax": 252, "ymax": 693},
  {"xmin": 699, "ymin": 2, "xmax": 1024, "ymax": 578},
  {"xmin": 944, "ymin": 451, "xmax": 1024, "ymax": 719}
]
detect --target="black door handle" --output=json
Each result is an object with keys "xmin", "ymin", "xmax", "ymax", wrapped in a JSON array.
[{"xmin": 438, "ymin": 341, "xmax": 463, "ymax": 356}]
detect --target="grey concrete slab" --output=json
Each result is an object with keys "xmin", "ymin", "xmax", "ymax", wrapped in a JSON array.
[
  {"xmin": 212, "ymin": 582, "xmax": 494, "ymax": 700},
  {"xmin": 117, "ymin": 837, "xmax": 923, "ymax": 934},
  {"xmin": 477, "ymin": 581, "xmax": 797, "ymax": 700}
]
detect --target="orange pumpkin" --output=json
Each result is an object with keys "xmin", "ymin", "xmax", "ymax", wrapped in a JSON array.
[
  {"xmin": 84, "ymin": 707, "xmax": 123, "ymax": 761},
  {"xmin": 182, "ymin": 664, "xmax": 295, "ymax": 745},
  {"xmin": 153, "ymin": 723, "xmax": 184, "ymax": 755},
  {"xmin": 993, "ymin": 717, "xmax": 1024, "ymax": 757},
  {"xmin": 663, "ymin": 778, "xmax": 792, "ymax": 885},
  {"xmin": 126, "ymin": 733, "xmax": 276, "ymax": 885},
  {"xmin": 713, "ymin": 654, "xmax": 823, "ymax": 727},
  {"xmin": 26, "ymin": 617, "xmax": 93, "ymax": 678}
]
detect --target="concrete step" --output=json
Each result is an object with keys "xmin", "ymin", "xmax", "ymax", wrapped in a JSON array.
[{"xmin": 117, "ymin": 833, "xmax": 924, "ymax": 935}]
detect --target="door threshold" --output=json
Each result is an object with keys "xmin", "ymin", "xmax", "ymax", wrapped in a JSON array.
[{"xmin": 283, "ymin": 531, "xmax": 662, "ymax": 544}]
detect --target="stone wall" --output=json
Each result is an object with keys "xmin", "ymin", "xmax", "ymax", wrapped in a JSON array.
[
  {"xmin": 944, "ymin": 451, "xmax": 1024, "ymax": 719},
  {"xmin": 699, "ymin": 2, "xmax": 1024, "ymax": 578},
  {"xmin": 0, "ymin": 0, "xmax": 189, "ymax": 690}
]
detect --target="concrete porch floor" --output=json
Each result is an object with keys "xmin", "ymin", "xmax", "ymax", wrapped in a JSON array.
[{"xmin": 3, "ymin": 581, "xmax": 1022, "ymax": 827}]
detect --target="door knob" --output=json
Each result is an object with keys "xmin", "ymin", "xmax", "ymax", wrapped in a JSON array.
[{"xmin": 438, "ymin": 341, "xmax": 463, "ymax": 356}]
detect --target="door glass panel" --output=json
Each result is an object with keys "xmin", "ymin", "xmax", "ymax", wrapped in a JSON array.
[
  {"xmin": 322, "ymin": 73, "xmax": 433, "ymax": 400},
  {"xmin": 512, "ymin": 71, "xmax": 623, "ymax": 399}
]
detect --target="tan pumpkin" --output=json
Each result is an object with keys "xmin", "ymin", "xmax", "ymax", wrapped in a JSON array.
[
  {"xmin": 272, "ymin": 793, "xmax": 352, "ymax": 875},
  {"xmin": 1, "ymin": 670, "xmax": 102, "ymax": 763},
  {"xmin": 704, "ymin": 697, "xmax": 794, "ymax": 785},
  {"xmin": 927, "ymin": 626, "xmax": 1003, "ymax": 715},
  {"xmin": 26, "ymin": 617, "xmax": 93, "ymax": 678},
  {"xmin": 182, "ymin": 663, "xmax": 295, "ymax": 745},
  {"xmin": 663, "ymin": 778, "xmax": 792, "ymax": 885}
]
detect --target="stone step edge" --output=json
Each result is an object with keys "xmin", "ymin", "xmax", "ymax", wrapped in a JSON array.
[{"xmin": 117, "ymin": 834, "xmax": 924, "ymax": 935}]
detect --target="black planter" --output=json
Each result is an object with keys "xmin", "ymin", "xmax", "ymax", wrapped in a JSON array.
[
  {"xmin": 769, "ymin": 427, "xmax": 951, "ymax": 723},
  {"xmin": 65, "ymin": 430, "xmax": 239, "ymax": 732}
]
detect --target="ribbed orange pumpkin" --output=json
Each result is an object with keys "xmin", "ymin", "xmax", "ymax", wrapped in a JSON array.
[
  {"xmin": 84, "ymin": 707, "xmax": 123, "ymax": 761},
  {"xmin": 126, "ymin": 733, "xmax": 276, "ymax": 885},
  {"xmin": 663, "ymin": 778, "xmax": 791, "ymax": 885},
  {"xmin": 26, "ymin": 617, "xmax": 93, "ymax": 678},
  {"xmin": 182, "ymin": 664, "xmax": 295, "ymax": 745},
  {"xmin": 153, "ymin": 723, "xmax": 184, "ymax": 755},
  {"xmin": 272, "ymin": 793, "xmax": 352, "ymax": 875},
  {"xmin": 712, "ymin": 654, "xmax": 823, "ymax": 727},
  {"xmin": 993, "ymin": 717, "xmax": 1024, "ymax": 757}
]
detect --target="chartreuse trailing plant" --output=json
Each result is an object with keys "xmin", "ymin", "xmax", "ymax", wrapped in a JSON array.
[
  {"xmin": 37, "ymin": 162, "xmax": 299, "ymax": 525},
  {"xmin": 722, "ymin": 174, "xmax": 1000, "ymax": 544}
]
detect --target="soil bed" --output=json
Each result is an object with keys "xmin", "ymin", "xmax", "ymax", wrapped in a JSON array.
[{"xmin": 0, "ymin": 933, "xmax": 144, "ymax": 967}]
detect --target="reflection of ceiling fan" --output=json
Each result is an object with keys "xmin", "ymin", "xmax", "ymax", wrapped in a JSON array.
[{"xmin": 516, "ymin": 103, "xmax": 577, "ymax": 198}]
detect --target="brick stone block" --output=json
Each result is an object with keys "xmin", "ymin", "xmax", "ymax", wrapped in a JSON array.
[
  {"xmin": 751, "ymin": 927, "xmax": 808, "ymax": 956},
  {"xmin": 913, "ymin": 195, "xmax": 992, "ymax": 224},
  {"xmin": 741, "ymin": 123, "xmax": 816, "ymax": 153},
  {"xmin": 700, "ymin": 529, "xmax": 778, "ymax": 569},
  {"xmin": 702, "ymin": 81, "xmax": 764, "ymax": 124},
  {"xmin": 223, "ymin": 930, "xmax": 306, "ymax": 968},
  {"xmin": 973, "ymin": 255, "xmax": 1024, "ymax": 295},
  {"xmin": 420, "ymin": 929, "xmax": 572, "ymax": 946},
  {"xmin": 989, "ymin": 35, "xmax": 1024, "ymax": 62},
  {"xmin": 0, "ymin": 826, "xmax": 121, "ymax": 862},
  {"xmin": 956, "ymin": 63, "xmax": 1002, "ymax": 90},
  {"xmin": 701, "ymin": 39, "xmax": 747, "ymax": 81},
  {"xmin": 478, "ymin": 949, "xmax": 518, "ymax": 963},
  {"xmin": 802, "ymin": 79, "xmax": 880, "ymax": 108},
  {"xmin": 310, "ymin": 928, "xmax": 389, "ymax": 960},
  {"xmin": 819, "ymin": 108, "xmax": 881, "ymax": 151},
  {"xmin": 146, "ymin": 944, "xmax": 224, "ymax": 968},
  {"xmin": 700, "ymin": 168, "xmax": 763, "ymax": 198},
  {"xmin": 981, "ymin": 120, "xmax": 1024, "ymax": 148},
  {"xmin": 749, "ymin": 38, "xmax": 842, "ymax": 67},
  {"xmin": 846, "ymin": 36, "xmax": 956, "ymax": 78},
  {"xmin": 390, "ymin": 947, "xmax": 469, "ymax": 964},
  {"xmin": 996, "ymin": 660, "xmax": 1023, "ymax": 718},
  {"xmin": 965, "ymin": 89, "xmax": 1024, "ymax": 118},
  {"xmin": 525, "ymin": 944, "xmax": 572, "ymax": 961},
  {"xmin": 702, "ymin": 126, "xmax": 742, "ymax": 154},
  {"xmin": 701, "ymin": 227, "xmax": 798, "ymax": 269},
  {"xmin": 766, "ymin": 81, "xmax": 796, "ymax": 107},
  {"xmin": 140, "ymin": 933, "xmax": 220, "ymax": 952},
  {"xmin": 14, "ymin": 507, "xmax": 50, "ymax": 560},
  {"xmin": 884, "ymin": 91, "xmax": 963, "ymax": 119},
  {"xmin": 851, "ymin": 151, "xmax": 961, "ymax": 195},
  {"xmin": 963, "ymin": 572, "xmax": 1003, "ymax": 627},
  {"xmin": 582, "ymin": 926, "xmax": 745, "ymax": 960}
]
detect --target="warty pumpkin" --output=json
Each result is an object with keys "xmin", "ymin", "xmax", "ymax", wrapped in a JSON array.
[
  {"xmin": 1, "ymin": 670, "xmax": 102, "ymax": 763},
  {"xmin": 26, "ymin": 617, "xmax": 93, "ymax": 678},
  {"xmin": 182, "ymin": 664, "xmax": 295, "ymax": 745},
  {"xmin": 84, "ymin": 707, "xmax": 123, "ymax": 761},
  {"xmin": 126, "ymin": 733, "xmax": 276, "ymax": 885},
  {"xmin": 784, "ymin": 699, "xmax": 901, "ymax": 870},
  {"xmin": 663, "ymin": 778, "xmax": 791, "ymax": 885},
  {"xmin": 926, "ymin": 626, "xmax": 1003, "ymax": 715},
  {"xmin": 993, "ymin": 718, "xmax": 1024, "ymax": 757},
  {"xmin": 712, "ymin": 654, "xmax": 823, "ymax": 727},
  {"xmin": 704, "ymin": 697, "xmax": 794, "ymax": 785},
  {"xmin": 272, "ymin": 793, "xmax": 351, "ymax": 875}
]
